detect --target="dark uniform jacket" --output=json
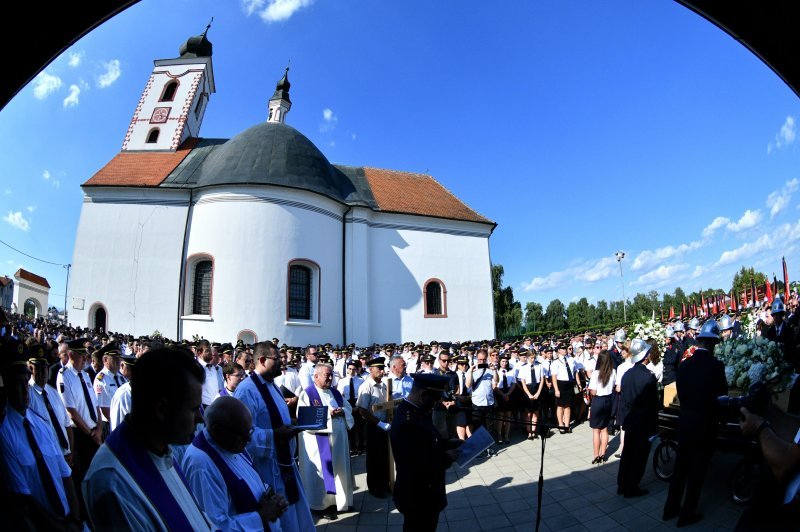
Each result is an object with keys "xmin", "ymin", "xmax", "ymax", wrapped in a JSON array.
[
  {"xmin": 390, "ymin": 399, "xmax": 455, "ymax": 514},
  {"xmin": 675, "ymin": 347, "xmax": 727, "ymax": 442},
  {"xmin": 609, "ymin": 346, "xmax": 623, "ymax": 369},
  {"xmin": 661, "ymin": 343, "xmax": 681, "ymax": 386},
  {"xmin": 765, "ymin": 321, "xmax": 798, "ymax": 371},
  {"xmin": 619, "ymin": 363, "xmax": 658, "ymax": 436}
]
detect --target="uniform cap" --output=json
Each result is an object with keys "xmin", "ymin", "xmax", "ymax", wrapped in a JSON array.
[
  {"xmin": 67, "ymin": 338, "xmax": 88, "ymax": 353},
  {"xmin": 421, "ymin": 353, "xmax": 435, "ymax": 363},
  {"xmin": 367, "ymin": 357, "xmax": 386, "ymax": 368}
]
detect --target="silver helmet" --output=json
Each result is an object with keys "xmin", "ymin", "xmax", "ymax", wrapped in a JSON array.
[
  {"xmin": 772, "ymin": 298, "xmax": 786, "ymax": 315},
  {"xmin": 688, "ymin": 317, "xmax": 701, "ymax": 331},
  {"xmin": 673, "ymin": 321, "xmax": 685, "ymax": 332},
  {"xmin": 697, "ymin": 319, "xmax": 720, "ymax": 341},
  {"xmin": 718, "ymin": 314, "xmax": 733, "ymax": 331},
  {"xmin": 665, "ymin": 326, "xmax": 675, "ymax": 338},
  {"xmin": 614, "ymin": 329, "xmax": 627, "ymax": 344},
  {"xmin": 629, "ymin": 338, "xmax": 651, "ymax": 364}
]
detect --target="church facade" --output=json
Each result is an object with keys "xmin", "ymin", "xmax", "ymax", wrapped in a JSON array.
[{"xmin": 69, "ymin": 30, "xmax": 496, "ymax": 345}]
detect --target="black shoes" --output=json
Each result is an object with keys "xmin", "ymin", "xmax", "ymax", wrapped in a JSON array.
[
  {"xmin": 677, "ymin": 513, "xmax": 704, "ymax": 528},
  {"xmin": 624, "ymin": 488, "xmax": 649, "ymax": 499}
]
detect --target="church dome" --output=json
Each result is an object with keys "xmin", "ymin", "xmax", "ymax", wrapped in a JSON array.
[{"xmin": 194, "ymin": 121, "xmax": 355, "ymax": 201}]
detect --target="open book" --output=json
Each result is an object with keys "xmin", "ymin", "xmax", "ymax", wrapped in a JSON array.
[{"xmin": 455, "ymin": 426, "xmax": 495, "ymax": 468}]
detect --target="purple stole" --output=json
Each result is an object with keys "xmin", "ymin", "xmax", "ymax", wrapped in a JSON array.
[
  {"xmin": 304, "ymin": 386, "xmax": 344, "ymax": 495},
  {"xmin": 191, "ymin": 431, "xmax": 259, "ymax": 515},
  {"xmin": 219, "ymin": 387, "xmax": 230, "ymax": 397},
  {"xmin": 250, "ymin": 374, "xmax": 300, "ymax": 504},
  {"xmin": 105, "ymin": 419, "xmax": 204, "ymax": 531}
]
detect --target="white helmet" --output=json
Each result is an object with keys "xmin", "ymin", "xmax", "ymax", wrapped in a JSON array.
[
  {"xmin": 665, "ymin": 326, "xmax": 675, "ymax": 338},
  {"xmin": 614, "ymin": 329, "xmax": 627, "ymax": 344},
  {"xmin": 673, "ymin": 321, "xmax": 685, "ymax": 332},
  {"xmin": 718, "ymin": 314, "xmax": 733, "ymax": 331},
  {"xmin": 688, "ymin": 317, "xmax": 700, "ymax": 331},
  {"xmin": 697, "ymin": 319, "xmax": 721, "ymax": 341},
  {"xmin": 629, "ymin": 339, "xmax": 651, "ymax": 364}
]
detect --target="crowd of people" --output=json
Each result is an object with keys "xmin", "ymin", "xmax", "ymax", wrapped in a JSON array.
[{"xmin": 0, "ymin": 292, "xmax": 798, "ymax": 531}]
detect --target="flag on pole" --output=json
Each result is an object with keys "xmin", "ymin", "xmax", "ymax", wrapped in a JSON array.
[
  {"xmin": 693, "ymin": 301, "xmax": 698, "ymax": 317},
  {"xmin": 669, "ymin": 306, "xmax": 675, "ymax": 319},
  {"xmin": 784, "ymin": 256, "xmax": 790, "ymax": 298},
  {"xmin": 731, "ymin": 289, "xmax": 738, "ymax": 312},
  {"xmin": 751, "ymin": 277, "xmax": 758, "ymax": 306},
  {"xmin": 766, "ymin": 280, "xmax": 773, "ymax": 303},
  {"xmin": 681, "ymin": 302, "xmax": 686, "ymax": 318}
]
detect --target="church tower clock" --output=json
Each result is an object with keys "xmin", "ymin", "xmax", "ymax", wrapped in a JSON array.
[{"xmin": 122, "ymin": 23, "xmax": 216, "ymax": 151}]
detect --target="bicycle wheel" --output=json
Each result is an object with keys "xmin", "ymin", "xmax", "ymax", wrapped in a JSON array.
[
  {"xmin": 729, "ymin": 456, "xmax": 762, "ymax": 505},
  {"xmin": 652, "ymin": 439, "xmax": 678, "ymax": 481}
]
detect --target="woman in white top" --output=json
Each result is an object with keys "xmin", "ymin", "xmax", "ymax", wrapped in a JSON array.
[
  {"xmin": 520, "ymin": 352, "xmax": 546, "ymax": 440},
  {"xmin": 494, "ymin": 355, "xmax": 518, "ymax": 444},
  {"xmin": 588, "ymin": 349, "xmax": 616, "ymax": 464},
  {"xmin": 644, "ymin": 339, "xmax": 663, "ymax": 383}
]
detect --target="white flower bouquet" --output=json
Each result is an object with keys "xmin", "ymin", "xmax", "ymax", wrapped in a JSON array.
[
  {"xmin": 714, "ymin": 335, "xmax": 793, "ymax": 391},
  {"xmin": 632, "ymin": 317, "xmax": 667, "ymax": 354}
]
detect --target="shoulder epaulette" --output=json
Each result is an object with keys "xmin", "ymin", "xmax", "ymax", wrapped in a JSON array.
[{"xmin": 96, "ymin": 373, "xmax": 104, "ymax": 381}]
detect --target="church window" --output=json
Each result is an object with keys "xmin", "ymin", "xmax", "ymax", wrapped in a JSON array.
[
  {"xmin": 160, "ymin": 80, "xmax": 179, "ymax": 102},
  {"xmin": 424, "ymin": 279, "xmax": 447, "ymax": 318},
  {"xmin": 146, "ymin": 129, "xmax": 159, "ymax": 143},
  {"xmin": 287, "ymin": 260, "xmax": 320, "ymax": 323},
  {"xmin": 183, "ymin": 255, "xmax": 214, "ymax": 317}
]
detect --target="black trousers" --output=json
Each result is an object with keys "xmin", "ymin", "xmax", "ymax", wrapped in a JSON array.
[
  {"xmin": 471, "ymin": 405, "xmax": 494, "ymax": 436},
  {"xmin": 365, "ymin": 423, "xmax": 390, "ymax": 493},
  {"xmin": 348, "ymin": 412, "xmax": 366, "ymax": 453},
  {"xmin": 617, "ymin": 430, "xmax": 651, "ymax": 495},
  {"xmin": 73, "ymin": 428, "xmax": 99, "ymax": 519},
  {"xmin": 664, "ymin": 438, "xmax": 713, "ymax": 517},
  {"xmin": 402, "ymin": 509, "xmax": 440, "ymax": 532}
]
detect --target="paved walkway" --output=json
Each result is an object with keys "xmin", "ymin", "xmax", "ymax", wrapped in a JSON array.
[{"xmin": 313, "ymin": 421, "xmax": 745, "ymax": 531}]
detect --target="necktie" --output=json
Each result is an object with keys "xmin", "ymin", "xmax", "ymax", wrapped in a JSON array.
[
  {"xmin": 501, "ymin": 370, "xmax": 508, "ymax": 389},
  {"xmin": 113, "ymin": 374, "xmax": 120, "ymax": 387},
  {"xmin": 564, "ymin": 358, "xmax": 574, "ymax": 382},
  {"xmin": 79, "ymin": 373, "xmax": 98, "ymax": 423},
  {"xmin": 23, "ymin": 417, "xmax": 67, "ymax": 517},
  {"xmin": 40, "ymin": 389, "xmax": 69, "ymax": 451},
  {"xmin": 349, "ymin": 379, "xmax": 355, "ymax": 402}
]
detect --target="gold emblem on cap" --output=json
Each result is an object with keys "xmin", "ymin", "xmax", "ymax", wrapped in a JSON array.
[{"xmin": 17, "ymin": 344, "xmax": 23, "ymax": 354}]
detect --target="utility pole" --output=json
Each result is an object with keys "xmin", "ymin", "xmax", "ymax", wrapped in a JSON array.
[{"xmin": 615, "ymin": 251, "xmax": 626, "ymax": 322}]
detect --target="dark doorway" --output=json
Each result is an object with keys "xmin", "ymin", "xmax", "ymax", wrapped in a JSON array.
[{"xmin": 95, "ymin": 306, "xmax": 106, "ymax": 332}]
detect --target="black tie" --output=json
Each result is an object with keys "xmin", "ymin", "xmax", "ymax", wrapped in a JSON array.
[
  {"xmin": 502, "ymin": 370, "xmax": 508, "ymax": 389},
  {"xmin": 113, "ymin": 374, "xmax": 120, "ymax": 387},
  {"xmin": 23, "ymin": 417, "xmax": 67, "ymax": 517},
  {"xmin": 349, "ymin": 379, "xmax": 356, "ymax": 401},
  {"xmin": 40, "ymin": 389, "xmax": 69, "ymax": 451},
  {"xmin": 79, "ymin": 373, "xmax": 98, "ymax": 423},
  {"xmin": 565, "ymin": 358, "xmax": 574, "ymax": 382}
]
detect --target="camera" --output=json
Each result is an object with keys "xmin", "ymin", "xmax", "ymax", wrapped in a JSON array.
[
  {"xmin": 717, "ymin": 380, "xmax": 770, "ymax": 417},
  {"xmin": 477, "ymin": 363, "xmax": 489, "ymax": 369}
]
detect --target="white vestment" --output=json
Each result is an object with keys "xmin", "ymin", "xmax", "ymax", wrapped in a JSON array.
[{"xmin": 297, "ymin": 386, "xmax": 354, "ymax": 511}]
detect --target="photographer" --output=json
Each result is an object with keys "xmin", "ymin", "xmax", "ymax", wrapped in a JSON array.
[{"xmin": 735, "ymin": 405, "xmax": 800, "ymax": 530}]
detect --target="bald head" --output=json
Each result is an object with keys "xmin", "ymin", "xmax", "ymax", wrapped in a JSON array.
[{"xmin": 205, "ymin": 396, "xmax": 253, "ymax": 453}]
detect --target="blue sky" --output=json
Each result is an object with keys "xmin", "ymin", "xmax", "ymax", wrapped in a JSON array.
[{"xmin": 1, "ymin": 0, "xmax": 799, "ymax": 311}]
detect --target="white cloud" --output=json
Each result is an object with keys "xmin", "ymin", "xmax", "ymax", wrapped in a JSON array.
[
  {"xmin": 768, "ymin": 116, "xmax": 796, "ymax": 154},
  {"xmin": 522, "ymin": 256, "xmax": 618, "ymax": 292},
  {"xmin": 320, "ymin": 107, "xmax": 338, "ymax": 132},
  {"xmin": 630, "ymin": 241, "xmax": 704, "ymax": 272},
  {"xmin": 63, "ymin": 85, "xmax": 80, "ymax": 108},
  {"xmin": 702, "ymin": 216, "xmax": 729, "ymax": 237},
  {"xmin": 26, "ymin": 206, "xmax": 36, "ymax": 213},
  {"xmin": 3, "ymin": 211, "xmax": 30, "ymax": 232},
  {"xmin": 351, "ymin": 133, "xmax": 357, "ymax": 140},
  {"xmin": 766, "ymin": 178, "xmax": 799, "ymax": 218},
  {"xmin": 68, "ymin": 51, "xmax": 84, "ymax": 67},
  {"xmin": 53, "ymin": 179, "xmax": 61, "ymax": 189},
  {"xmin": 246, "ymin": 0, "xmax": 315, "ymax": 22},
  {"xmin": 42, "ymin": 170, "xmax": 50, "ymax": 180},
  {"xmin": 691, "ymin": 265, "xmax": 706, "ymax": 279},
  {"xmin": 717, "ymin": 233, "xmax": 772, "ymax": 266},
  {"xmin": 726, "ymin": 209, "xmax": 761, "ymax": 232},
  {"xmin": 4, "ymin": 189, "xmax": 11, "ymax": 195},
  {"xmin": 632, "ymin": 264, "xmax": 688, "ymax": 287},
  {"xmin": 96, "ymin": 60, "xmax": 121, "ymax": 88},
  {"xmin": 32, "ymin": 71, "xmax": 63, "ymax": 99}
]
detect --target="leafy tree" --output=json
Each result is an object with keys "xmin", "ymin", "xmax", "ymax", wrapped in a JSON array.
[
  {"xmin": 731, "ymin": 266, "xmax": 768, "ymax": 296},
  {"xmin": 492, "ymin": 264, "xmax": 522, "ymax": 338},
  {"xmin": 524, "ymin": 301, "xmax": 544, "ymax": 332},
  {"xmin": 544, "ymin": 299, "xmax": 567, "ymax": 331}
]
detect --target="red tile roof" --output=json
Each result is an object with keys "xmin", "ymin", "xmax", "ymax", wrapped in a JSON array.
[
  {"xmin": 362, "ymin": 167, "xmax": 492, "ymax": 225},
  {"xmin": 83, "ymin": 138, "xmax": 199, "ymax": 187},
  {"xmin": 14, "ymin": 268, "xmax": 50, "ymax": 288}
]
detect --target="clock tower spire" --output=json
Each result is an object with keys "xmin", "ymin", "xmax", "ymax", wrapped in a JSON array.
[
  {"xmin": 267, "ymin": 67, "xmax": 291, "ymax": 124},
  {"xmin": 122, "ymin": 22, "xmax": 216, "ymax": 151}
]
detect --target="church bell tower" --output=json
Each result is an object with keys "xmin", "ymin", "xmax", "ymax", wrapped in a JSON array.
[
  {"xmin": 122, "ymin": 23, "xmax": 216, "ymax": 151},
  {"xmin": 267, "ymin": 68, "xmax": 291, "ymax": 124}
]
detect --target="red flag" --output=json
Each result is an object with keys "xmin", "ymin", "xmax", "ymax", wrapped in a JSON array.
[
  {"xmin": 701, "ymin": 290, "xmax": 705, "ymax": 311},
  {"xmin": 693, "ymin": 301, "xmax": 698, "ymax": 317},
  {"xmin": 785, "ymin": 256, "xmax": 791, "ymax": 298},
  {"xmin": 751, "ymin": 277, "xmax": 758, "ymax": 306},
  {"xmin": 669, "ymin": 306, "xmax": 675, "ymax": 319},
  {"xmin": 712, "ymin": 297, "xmax": 718, "ymax": 315},
  {"xmin": 766, "ymin": 280, "xmax": 773, "ymax": 303},
  {"xmin": 731, "ymin": 289, "xmax": 738, "ymax": 312}
]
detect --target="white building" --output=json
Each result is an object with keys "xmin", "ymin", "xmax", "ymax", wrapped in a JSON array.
[
  {"xmin": 12, "ymin": 269, "xmax": 50, "ymax": 318},
  {"xmin": 69, "ymin": 28, "xmax": 496, "ymax": 345}
]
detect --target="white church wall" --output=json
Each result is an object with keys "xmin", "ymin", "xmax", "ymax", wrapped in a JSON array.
[
  {"xmin": 343, "ymin": 207, "xmax": 371, "ymax": 346},
  {"xmin": 12, "ymin": 280, "xmax": 48, "ymax": 318},
  {"xmin": 181, "ymin": 186, "xmax": 345, "ymax": 345},
  {"xmin": 70, "ymin": 187, "xmax": 190, "ymax": 337},
  {"xmin": 365, "ymin": 211, "xmax": 495, "ymax": 343}
]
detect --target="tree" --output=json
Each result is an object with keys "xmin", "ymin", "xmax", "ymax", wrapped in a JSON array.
[
  {"xmin": 524, "ymin": 301, "xmax": 544, "ymax": 332},
  {"xmin": 731, "ymin": 266, "xmax": 768, "ymax": 297},
  {"xmin": 492, "ymin": 264, "xmax": 522, "ymax": 338},
  {"xmin": 544, "ymin": 299, "xmax": 567, "ymax": 331}
]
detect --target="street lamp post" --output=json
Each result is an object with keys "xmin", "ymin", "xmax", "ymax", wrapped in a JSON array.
[{"xmin": 615, "ymin": 251, "xmax": 626, "ymax": 322}]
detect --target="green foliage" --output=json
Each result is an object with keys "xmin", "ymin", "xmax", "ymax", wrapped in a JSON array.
[
  {"xmin": 731, "ymin": 266, "xmax": 768, "ymax": 296},
  {"xmin": 523, "ymin": 301, "xmax": 543, "ymax": 332},
  {"xmin": 492, "ymin": 264, "xmax": 523, "ymax": 338}
]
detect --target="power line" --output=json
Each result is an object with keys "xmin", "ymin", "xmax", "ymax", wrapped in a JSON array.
[{"xmin": 0, "ymin": 238, "xmax": 69, "ymax": 267}]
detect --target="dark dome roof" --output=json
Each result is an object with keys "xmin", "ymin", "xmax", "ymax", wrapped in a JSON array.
[{"xmin": 194, "ymin": 122, "xmax": 356, "ymax": 201}]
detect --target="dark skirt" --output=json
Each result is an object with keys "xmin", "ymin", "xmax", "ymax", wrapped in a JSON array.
[
  {"xmin": 454, "ymin": 396, "xmax": 471, "ymax": 427},
  {"xmin": 524, "ymin": 383, "xmax": 540, "ymax": 411},
  {"xmin": 555, "ymin": 380, "xmax": 574, "ymax": 407},
  {"xmin": 589, "ymin": 394, "xmax": 613, "ymax": 429},
  {"xmin": 494, "ymin": 387, "xmax": 515, "ymax": 412}
]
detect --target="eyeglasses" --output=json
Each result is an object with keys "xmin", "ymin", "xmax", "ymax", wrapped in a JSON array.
[{"xmin": 440, "ymin": 358, "xmax": 450, "ymax": 362}]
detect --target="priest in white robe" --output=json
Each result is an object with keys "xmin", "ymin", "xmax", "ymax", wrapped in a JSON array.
[{"xmin": 297, "ymin": 363, "xmax": 354, "ymax": 516}]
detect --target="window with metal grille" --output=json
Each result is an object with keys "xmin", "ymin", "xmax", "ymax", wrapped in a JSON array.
[
  {"xmin": 288, "ymin": 265, "xmax": 311, "ymax": 320},
  {"xmin": 192, "ymin": 260, "xmax": 213, "ymax": 315},
  {"xmin": 426, "ymin": 281, "xmax": 443, "ymax": 315}
]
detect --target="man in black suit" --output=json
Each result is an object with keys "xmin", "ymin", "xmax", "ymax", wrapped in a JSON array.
[
  {"xmin": 766, "ymin": 298, "xmax": 800, "ymax": 414},
  {"xmin": 663, "ymin": 319, "xmax": 728, "ymax": 527},
  {"xmin": 617, "ymin": 339, "xmax": 659, "ymax": 498},
  {"xmin": 390, "ymin": 373, "xmax": 461, "ymax": 532}
]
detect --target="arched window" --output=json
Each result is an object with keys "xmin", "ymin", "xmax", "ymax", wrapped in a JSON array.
[
  {"xmin": 89, "ymin": 303, "xmax": 108, "ymax": 332},
  {"xmin": 146, "ymin": 129, "xmax": 159, "ymax": 143},
  {"xmin": 424, "ymin": 279, "xmax": 447, "ymax": 318},
  {"xmin": 160, "ymin": 80, "xmax": 178, "ymax": 102},
  {"xmin": 192, "ymin": 260, "xmax": 213, "ymax": 315},
  {"xmin": 286, "ymin": 260, "xmax": 320, "ymax": 323}
]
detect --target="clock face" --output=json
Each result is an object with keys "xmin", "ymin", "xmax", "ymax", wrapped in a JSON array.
[{"xmin": 151, "ymin": 107, "xmax": 170, "ymax": 124}]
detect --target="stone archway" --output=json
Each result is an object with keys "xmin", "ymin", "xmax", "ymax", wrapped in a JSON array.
[
  {"xmin": 23, "ymin": 298, "xmax": 40, "ymax": 319},
  {"xmin": 95, "ymin": 306, "xmax": 107, "ymax": 332}
]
